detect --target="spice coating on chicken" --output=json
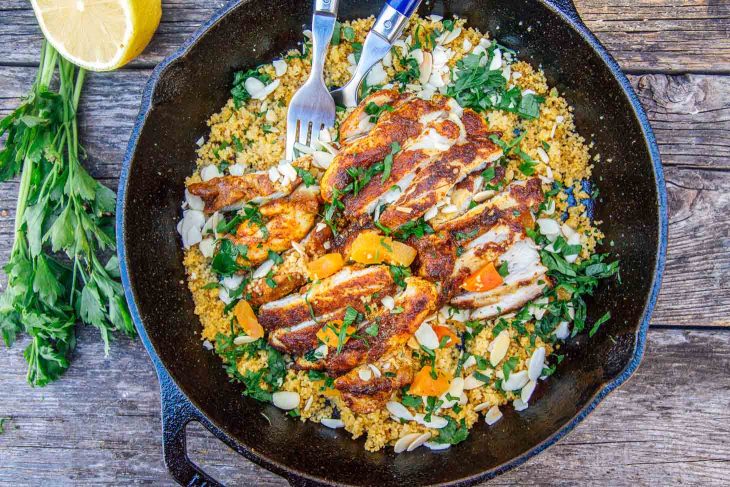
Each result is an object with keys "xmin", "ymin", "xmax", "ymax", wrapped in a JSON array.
[
  {"xmin": 228, "ymin": 185, "xmax": 320, "ymax": 265},
  {"xmin": 325, "ymin": 277, "xmax": 438, "ymax": 376},
  {"xmin": 320, "ymin": 94, "xmax": 453, "ymax": 202},
  {"xmin": 257, "ymin": 265, "xmax": 395, "ymax": 331}
]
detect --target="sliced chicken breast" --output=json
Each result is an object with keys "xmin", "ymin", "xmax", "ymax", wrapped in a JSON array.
[
  {"xmin": 320, "ymin": 96, "xmax": 453, "ymax": 202},
  {"xmin": 339, "ymin": 89, "xmax": 413, "ymax": 142},
  {"xmin": 268, "ymin": 308, "xmax": 351, "ymax": 355},
  {"xmin": 246, "ymin": 250, "xmax": 307, "ymax": 307},
  {"xmin": 334, "ymin": 350, "xmax": 415, "ymax": 414},
  {"xmin": 344, "ymin": 117, "xmax": 462, "ymax": 218},
  {"xmin": 451, "ymin": 239, "xmax": 549, "ymax": 314},
  {"xmin": 434, "ymin": 178, "xmax": 544, "ymax": 243},
  {"xmin": 325, "ymin": 277, "xmax": 438, "ymax": 375},
  {"xmin": 229, "ymin": 185, "xmax": 320, "ymax": 264},
  {"xmin": 377, "ymin": 134, "xmax": 503, "ymax": 229},
  {"xmin": 257, "ymin": 265, "xmax": 395, "ymax": 331}
]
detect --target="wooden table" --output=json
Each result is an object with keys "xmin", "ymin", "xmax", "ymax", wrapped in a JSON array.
[{"xmin": 1, "ymin": 1, "xmax": 728, "ymax": 485}]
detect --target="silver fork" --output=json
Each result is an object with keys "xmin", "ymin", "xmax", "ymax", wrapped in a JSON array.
[{"xmin": 285, "ymin": 0, "xmax": 340, "ymax": 161}]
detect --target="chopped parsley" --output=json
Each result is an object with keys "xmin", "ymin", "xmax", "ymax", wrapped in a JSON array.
[
  {"xmin": 295, "ymin": 167, "xmax": 317, "ymax": 186},
  {"xmin": 215, "ymin": 333, "xmax": 286, "ymax": 402},
  {"xmin": 211, "ymin": 239, "xmax": 249, "ymax": 276},
  {"xmin": 231, "ymin": 68, "xmax": 272, "ymax": 108},
  {"xmin": 364, "ymin": 102, "xmax": 394, "ymax": 123},
  {"xmin": 447, "ymin": 46, "xmax": 545, "ymax": 119},
  {"xmin": 432, "ymin": 417, "xmax": 469, "ymax": 445}
]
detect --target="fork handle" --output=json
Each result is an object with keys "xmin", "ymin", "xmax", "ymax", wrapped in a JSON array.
[
  {"xmin": 310, "ymin": 0, "xmax": 339, "ymax": 80},
  {"xmin": 387, "ymin": 0, "xmax": 421, "ymax": 17},
  {"xmin": 372, "ymin": 0, "xmax": 423, "ymax": 44},
  {"xmin": 315, "ymin": 0, "xmax": 339, "ymax": 16}
]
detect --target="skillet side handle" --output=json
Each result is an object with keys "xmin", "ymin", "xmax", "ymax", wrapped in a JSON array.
[
  {"xmin": 547, "ymin": 0, "xmax": 583, "ymax": 22},
  {"xmin": 159, "ymin": 367, "xmax": 223, "ymax": 487}
]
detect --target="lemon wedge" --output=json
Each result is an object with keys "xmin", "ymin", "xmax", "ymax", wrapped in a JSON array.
[{"xmin": 30, "ymin": 0, "xmax": 161, "ymax": 71}]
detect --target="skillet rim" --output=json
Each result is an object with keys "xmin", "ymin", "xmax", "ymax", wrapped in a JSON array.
[{"xmin": 115, "ymin": 0, "xmax": 668, "ymax": 484}]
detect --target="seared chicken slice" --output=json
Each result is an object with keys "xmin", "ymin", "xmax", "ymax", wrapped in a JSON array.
[
  {"xmin": 344, "ymin": 117, "xmax": 463, "ymax": 218},
  {"xmin": 246, "ymin": 250, "xmax": 307, "ymax": 307},
  {"xmin": 339, "ymin": 89, "xmax": 413, "ymax": 142},
  {"xmin": 268, "ymin": 308, "xmax": 351, "ymax": 355},
  {"xmin": 409, "ymin": 231, "xmax": 457, "ymax": 284},
  {"xmin": 377, "ymin": 134, "xmax": 503, "ymax": 229},
  {"xmin": 188, "ymin": 155, "xmax": 313, "ymax": 213},
  {"xmin": 257, "ymin": 265, "xmax": 395, "ymax": 331},
  {"xmin": 428, "ymin": 166, "xmax": 507, "ymax": 226},
  {"xmin": 434, "ymin": 178, "xmax": 544, "ymax": 242},
  {"xmin": 468, "ymin": 276, "xmax": 548, "ymax": 320},
  {"xmin": 229, "ymin": 185, "xmax": 320, "ymax": 265},
  {"xmin": 187, "ymin": 171, "xmax": 293, "ymax": 213},
  {"xmin": 320, "ymin": 96, "xmax": 454, "ymax": 202},
  {"xmin": 451, "ymin": 239, "xmax": 549, "ymax": 314},
  {"xmin": 325, "ymin": 277, "xmax": 438, "ymax": 375},
  {"xmin": 448, "ymin": 222, "xmax": 523, "ymax": 292},
  {"xmin": 334, "ymin": 350, "xmax": 415, "ymax": 414}
]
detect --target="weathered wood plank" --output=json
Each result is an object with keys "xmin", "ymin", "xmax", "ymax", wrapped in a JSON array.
[
  {"xmin": 2, "ymin": 67, "xmax": 728, "ymax": 326},
  {"xmin": 631, "ymin": 74, "xmax": 730, "ymax": 170},
  {"xmin": 0, "ymin": 0, "xmax": 728, "ymax": 73},
  {"xmin": 0, "ymin": 327, "xmax": 727, "ymax": 485},
  {"xmin": 578, "ymin": 0, "xmax": 730, "ymax": 73}
]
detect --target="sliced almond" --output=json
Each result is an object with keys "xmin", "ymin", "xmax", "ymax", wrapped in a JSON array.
[
  {"xmin": 489, "ymin": 329, "xmax": 511, "ymax": 366},
  {"xmin": 395, "ymin": 433, "xmax": 422, "ymax": 454}
]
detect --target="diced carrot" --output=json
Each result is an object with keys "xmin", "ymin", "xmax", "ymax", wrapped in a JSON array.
[
  {"xmin": 234, "ymin": 300, "xmax": 264, "ymax": 339},
  {"xmin": 433, "ymin": 325, "xmax": 460, "ymax": 348},
  {"xmin": 462, "ymin": 262, "xmax": 504, "ymax": 293},
  {"xmin": 409, "ymin": 366, "xmax": 452, "ymax": 397},
  {"xmin": 517, "ymin": 210, "xmax": 535, "ymax": 230},
  {"xmin": 307, "ymin": 252, "xmax": 344, "ymax": 280},
  {"xmin": 348, "ymin": 230, "xmax": 417, "ymax": 266},
  {"xmin": 316, "ymin": 320, "xmax": 355, "ymax": 348}
]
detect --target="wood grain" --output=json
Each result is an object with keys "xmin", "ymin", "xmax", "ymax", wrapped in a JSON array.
[
  {"xmin": 0, "ymin": 0, "xmax": 728, "ymax": 73},
  {"xmin": 1, "ymin": 327, "xmax": 727, "ymax": 486}
]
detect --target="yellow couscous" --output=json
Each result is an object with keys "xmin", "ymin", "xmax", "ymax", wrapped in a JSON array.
[{"xmin": 177, "ymin": 15, "xmax": 618, "ymax": 453}]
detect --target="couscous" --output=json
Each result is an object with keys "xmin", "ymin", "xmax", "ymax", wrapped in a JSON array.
[{"xmin": 176, "ymin": 15, "xmax": 618, "ymax": 453}]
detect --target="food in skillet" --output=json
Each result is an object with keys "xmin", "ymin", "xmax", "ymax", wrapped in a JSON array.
[{"xmin": 177, "ymin": 15, "xmax": 618, "ymax": 453}]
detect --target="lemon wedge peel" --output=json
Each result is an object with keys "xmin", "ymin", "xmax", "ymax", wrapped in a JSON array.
[{"xmin": 30, "ymin": 0, "xmax": 161, "ymax": 72}]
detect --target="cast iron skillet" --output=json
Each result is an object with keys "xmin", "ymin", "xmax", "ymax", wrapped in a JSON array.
[{"xmin": 116, "ymin": 0, "xmax": 667, "ymax": 485}]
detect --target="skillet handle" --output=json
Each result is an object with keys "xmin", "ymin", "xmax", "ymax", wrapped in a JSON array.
[
  {"xmin": 547, "ymin": 0, "xmax": 582, "ymax": 21},
  {"xmin": 159, "ymin": 366, "xmax": 223, "ymax": 487}
]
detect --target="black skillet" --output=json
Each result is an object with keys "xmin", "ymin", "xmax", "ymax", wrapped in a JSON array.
[{"xmin": 116, "ymin": 0, "xmax": 668, "ymax": 485}]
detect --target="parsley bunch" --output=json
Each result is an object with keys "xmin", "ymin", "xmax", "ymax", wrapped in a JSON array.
[{"xmin": 0, "ymin": 42, "xmax": 133, "ymax": 386}]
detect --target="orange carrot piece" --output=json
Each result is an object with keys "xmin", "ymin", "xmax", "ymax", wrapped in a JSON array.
[
  {"xmin": 307, "ymin": 252, "xmax": 344, "ymax": 280},
  {"xmin": 433, "ymin": 325, "xmax": 460, "ymax": 348},
  {"xmin": 316, "ymin": 320, "xmax": 355, "ymax": 348},
  {"xmin": 462, "ymin": 262, "xmax": 504, "ymax": 293},
  {"xmin": 234, "ymin": 300, "xmax": 264, "ymax": 339},
  {"xmin": 409, "ymin": 366, "xmax": 452, "ymax": 397},
  {"xmin": 348, "ymin": 230, "xmax": 417, "ymax": 266}
]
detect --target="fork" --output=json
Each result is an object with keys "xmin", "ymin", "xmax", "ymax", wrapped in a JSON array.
[{"xmin": 285, "ymin": 0, "xmax": 340, "ymax": 161}]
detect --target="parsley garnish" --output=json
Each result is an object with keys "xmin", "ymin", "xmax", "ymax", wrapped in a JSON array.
[
  {"xmin": 364, "ymin": 102, "xmax": 394, "ymax": 123},
  {"xmin": 295, "ymin": 167, "xmax": 317, "ymax": 187},
  {"xmin": 388, "ymin": 265, "xmax": 411, "ymax": 288},
  {"xmin": 432, "ymin": 417, "xmax": 469, "ymax": 445},
  {"xmin": 447, "ymin": 46, "xmax": 545, "ymax": 119},
  {"xmin": 231, "ymin": 67, "xmax": 272, "ymax": 108}
]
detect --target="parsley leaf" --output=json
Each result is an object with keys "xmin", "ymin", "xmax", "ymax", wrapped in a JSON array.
[{"xmin": 433, "ymin": 417, "xmax": 469, "ymax": 445}]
